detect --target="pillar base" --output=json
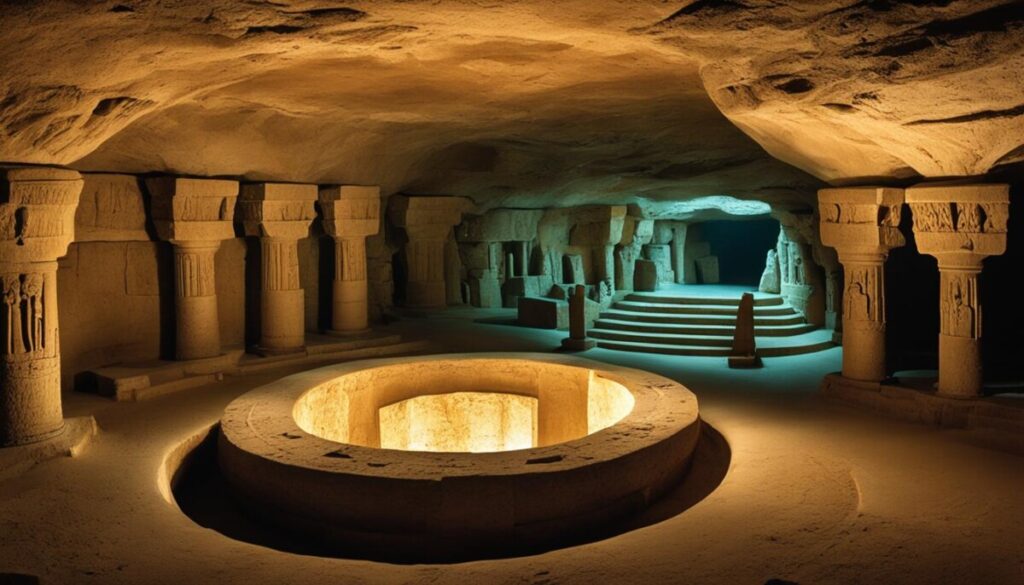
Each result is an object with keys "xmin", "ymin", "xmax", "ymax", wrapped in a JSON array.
[
  {"xmin": 326, "ymin": 327, "xmax": 372, "ymax": 338},
  {"xmin": 251, "ymin": 345, "xmax": 307, "ymax": 358},
  {"xmin": 0, "ymin": 416, "xmax": 96, "ymax": 479},
  {"xmin": 561, "ymin": 337, "xmax": 596, "ymax": 351}
]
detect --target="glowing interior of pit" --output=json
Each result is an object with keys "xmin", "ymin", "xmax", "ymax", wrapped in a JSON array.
[
  {"xmin": 292, "ymin": 360, "xmax": 637, "ymax": 454},
  {"xmin": 379, "ymin": 392, "xmax": 539, "ymax": 453}
]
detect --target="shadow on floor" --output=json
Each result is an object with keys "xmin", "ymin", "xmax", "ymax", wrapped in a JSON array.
[{"xmin": 172, "ymin": 422, "xmax": 731, "ymax": 564}]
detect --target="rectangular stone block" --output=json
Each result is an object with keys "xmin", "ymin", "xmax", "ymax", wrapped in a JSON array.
[
  {"xmin": 76, "ymin": 174, "xmax": 149, "ymax": 242},
  {"xmin": 696, "ymin": 255, "xmax": 719, "ymax": 284}
]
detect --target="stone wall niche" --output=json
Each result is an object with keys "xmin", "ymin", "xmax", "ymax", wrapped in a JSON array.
[
  {"xmin": 818, "ymin": 187, "xmax": 905, "ymax": 382},
  {"xmin": 318, "ymin": 186, "xmax": 381, "ymax": 334},
  {"xmin": 146, "ymin": 176, "xmax": 239, "ymax": 361},
  {"xmin": 906, "ymin": 183, "xmax": 1009, "ymax": 398},
  {"xmin": 1, "ymin": 166, "xmax": 82, "ymax": 446},
  {"xmin": 388, "ymin": 195, "xmax": 470, "ymax": 310},
  {"xmin": 240, "ymin": 183, "xmax": 317, "ymax": 353}
]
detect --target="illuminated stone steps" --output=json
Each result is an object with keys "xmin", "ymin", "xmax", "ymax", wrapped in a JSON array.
[
  {"xmin": 593, "ymin": 318, "xmax": 818, "ymax": 337},
  {"xmin": 613, "ymin": 300, "xmax": 796, "ymax": 316},
  {"xmin": 600, "ymin": 309, "xmax": 807, "ymax": 327},
  {"xmin": 593, "ymin": 290, "xmax": 834, "ymax": 357},
  {"xmin": 625, "ymin": 292, "xmax": 784, "ymax": 307},
  {"xmin": 593, "ymin": 329, "xmax": 835, "ymax": 357}
]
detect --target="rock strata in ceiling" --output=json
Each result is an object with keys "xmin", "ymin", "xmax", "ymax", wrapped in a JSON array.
[{"xmin": 2, "ymin": 1, "xmax": 1020, "ymax": 215}]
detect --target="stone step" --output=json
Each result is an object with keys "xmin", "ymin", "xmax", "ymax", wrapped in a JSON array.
[
  {"xmin": 613, "ymin": 300, "xmax": 796, "ymax": 316},
  {"xmin": 601, "ymin": 309, "xmax": 807, "ymax": 327},
  {"xmin": 589, "ymin": 328, "xmax": 734, "ymax": 347},
  {"xmin": 594, "ymin": 330, "xmax": 834, "ymax": 357},
  {"xmin": 593, "ymin": 318, "xmax": 817, "ymax": 337},
  {"xmin": 626, "ymin": 293, "xmax": 783, "ymax": 307}
]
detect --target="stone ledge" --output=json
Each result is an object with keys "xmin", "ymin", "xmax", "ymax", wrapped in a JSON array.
[
  {"xmin": 820, "ymin": 373, "xmax": 1024, "ymax": 454},
  {"xmin": 0, "ymin": 417, "xmax": 97, "ymax": 480}
]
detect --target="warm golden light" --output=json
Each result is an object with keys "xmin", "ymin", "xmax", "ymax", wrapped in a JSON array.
[{"xmin": 379, "ymin": 392, "xmax": 538, "ymax": 453}]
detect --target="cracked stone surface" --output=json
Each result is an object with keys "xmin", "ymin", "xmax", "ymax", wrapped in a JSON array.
[{"xmin": 2, "ymin": 1, "xmax": 1020, "ymax": 214}]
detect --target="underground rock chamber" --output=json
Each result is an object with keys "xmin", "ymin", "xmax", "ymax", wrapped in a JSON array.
[{"xmin": 171, "ymin": 354, "xmax": 726, "ymax": 562}]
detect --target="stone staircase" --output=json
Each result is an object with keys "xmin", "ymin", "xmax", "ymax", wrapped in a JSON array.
[{"xmin": 591, "ymin": 291, "xmax": 834, "ymax": 357}]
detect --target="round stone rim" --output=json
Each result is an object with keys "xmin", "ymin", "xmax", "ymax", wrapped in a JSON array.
[{"xmin": 217, "ymin": 352, "xmax": 701, "ymax": 557}]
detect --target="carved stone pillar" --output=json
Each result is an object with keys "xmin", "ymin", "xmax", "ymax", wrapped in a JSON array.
[
  {"xmin": 319, "ymin": 186, "xmax": 381, "ymax": 333},
  {"xmin": 906, "ymin": 183, "xmax": 1009, "ymax": 398},
  {"xmin": 1, "ymin": 167, "xmax": 82, "ymax": 446},
  {"xmin": 388, "ymin": 195, "xmax": 470, "ymax": 310},
  {"xmin": 147, "ymin": 177, "xmax": 238, "ymax": 361},
  {"xmin": 240, "ymin": 183, "xmax": 316, "ymax": 353},
  {"xmin": 569, "ymin": 205, "xmax": 626, "ymax": 292},
  {"xmin": 819, "ymin": 187, "xmax": 905, "ymax": 382}
]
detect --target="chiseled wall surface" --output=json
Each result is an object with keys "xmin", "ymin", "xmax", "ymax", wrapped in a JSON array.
[
  {"xmin": 57, "ymin": 239, "xmax": 248, "ymax": 389},
  {"xmin": 56, "ymin": 172, "xmax": 393, "ymax": 390}
]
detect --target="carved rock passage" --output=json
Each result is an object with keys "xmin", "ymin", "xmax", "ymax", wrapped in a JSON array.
[
  {"xmin": 645, "ymin": 0, "xmax": 1024, "ymax": 182},
  {"xmin": 0, "ymin": 1, "xmax": 825, "ymax": 213}
]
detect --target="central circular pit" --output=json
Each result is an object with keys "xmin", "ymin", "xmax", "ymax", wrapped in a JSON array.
[{"xmin": 218, "ymin": 353, "xmax": 701, "ymax": 559}]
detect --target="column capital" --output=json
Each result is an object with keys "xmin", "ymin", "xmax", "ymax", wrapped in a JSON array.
[
  {"xmin": 818, "ymin": 186, "xmax": 906, "ymax": 255},
  {"xmin": 387, "ymin": 194, "xmax": 471, "ymax": 240},
  {"xmin": 239, "ymin": 182, "xmax": 317, "ymax": 240},
  {"xmin": 1, "ymin": 166, "xmax": 82, "ymax": 264},
  {"xmin": 906, "ymin": 182, "xmax": 1008, "ymax": 261},
  {"xmin": 318, "ymin": 185, "xmax": 381, "ymax": 240},
  {"xmin": 146, "ymin": 176, "xmax": 239, "ymax": 244}
]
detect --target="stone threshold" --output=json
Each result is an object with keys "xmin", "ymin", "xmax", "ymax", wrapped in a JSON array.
[{"xmin": 821, "ymin": 373, "xmax": 1024, "ymax": 454}]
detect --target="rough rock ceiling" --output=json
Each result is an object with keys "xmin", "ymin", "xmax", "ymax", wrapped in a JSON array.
[{"xmin": 1, "ymin": 1, "xmax": 1021, "ymax": 214}]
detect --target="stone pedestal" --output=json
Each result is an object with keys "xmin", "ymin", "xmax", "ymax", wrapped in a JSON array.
[
  {"xmin": 819, "ymin": 187, "xmax": 905, "ymax": 383},
  {"xmin": 240, "ymin": 183, "xmax": 317, "ymax": 353},
  {"xmin": 148, "ymin": 177, "xmax": 239, "ymax": 361},
  {"xmin": 561, "ymin": 285, "xmax": 596, "ymax": 350},
  {"xmin": 1, "ymin": 166, "xmax": 82, "ymax": 446},
  {"xmin": 906, "ymin": 183, "xmax": 1009, "ymax": 398},
  {"xmin": 388, "ymin": 195, "xmax": 470, "ymax": 310},
  {"xmin": 320, "ymin": 186, "xmax": 381, "ymax": 334}
]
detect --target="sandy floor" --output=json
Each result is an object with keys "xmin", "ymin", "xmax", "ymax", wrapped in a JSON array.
[{"xmin": 2, "ymin": 312, "xmax": 1022, "ymax": 584}]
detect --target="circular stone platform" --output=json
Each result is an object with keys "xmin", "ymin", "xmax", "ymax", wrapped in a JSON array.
[{"xmin": 217, "ymin": 353, "xmax": 701, "ymax": 559}]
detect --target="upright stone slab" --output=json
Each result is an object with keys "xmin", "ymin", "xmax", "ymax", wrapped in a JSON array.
[
  {"xmin": 147, "ymin": 176, "xmax": 238, "ymax": 361},
  {"xmin": 240, "ymin": 183, "xmax": 317, "ymax": 353},
  {"xmin": 906, "ymin": 183, "xmax": 1009, "ymax": 398},
  {"xmin": 819, "ymin": 187, "xmax": 905, "ymax": 382},
  {"xmin": 1, "ymin": 166, "xmax": 82, "ymax": 446},
  {"xmin": 561, "ymin": 284, "xmax": 596, "ymax": 351},
  {"xmin": 759, "ymin": 249, "xmax": 781, "ymax": 293},
  {"xmin": 728, "ymin": 293, "xmax": 761, "ymax": 368},
  {"xmin": 388, "ymin": 195, "xmax": 470, "ymax": 310},
  {"xmin": 319, "ymin": 186, "xmax": 381, "ymax": 334}
]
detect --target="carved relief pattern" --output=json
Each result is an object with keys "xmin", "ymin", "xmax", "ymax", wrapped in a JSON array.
[
  {"xmin": 980, "ymin": 203, "xmax": 1009, "ymax": 233},
  {"xmin": 174, "ymin": 247, "xmax": 216, "ymax": 298},
  {"xmin": 911, "ymin": 201, "xmax": 1008, "ymax": 235},
  {"xmin": 843, "ymin": 265, "xmax": 883, "ymax": 326},
  {"xmin": 822, "ymin": 203, "xmax": 901, "ymax": 227},
  {"xmin": 1, "ymin": 269, "xmax": 58, "ymax": 360},
  {"xmin": 941, "ymin": 271, "xmax": 979, "ymax": 338},
  {"xmin": 332, "ymin": 198, "xmax": 380, "ymax": 221},
  {"xmin": 262, "ymin": 240, "xmax": 300, "ymax": 291},
  {"xmin": 173, "ymin": 196, "xmax": 235, "ymax": 222},
  {"xmin": 336, "ymin": 238, "xmax": 367, "ymax": 282}
]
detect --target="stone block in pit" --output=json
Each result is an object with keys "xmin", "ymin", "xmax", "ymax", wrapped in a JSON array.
[
  {"xmin": 696, "ymin": 255, "xmax": 719, "ymax": 284},
  {"xmin": 634, "ymin": 259, "xmax": 658, "ymax": 292}
]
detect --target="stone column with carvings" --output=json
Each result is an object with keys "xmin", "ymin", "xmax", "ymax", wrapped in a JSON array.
[
  {"xmin": 388, "ymin": 195, "xmax": 470, "ymax": 310},
  {"xmin": 240, "ymin": 183, "xmax": 317, "ymax": 353},
  {"xmin": 1, "ymin": 167, "xmax": 82, "ymax": 446},
  {"xmin": 819, "ymin": 187, "xmax": 905, "ymax": 382},
  {"xmin": 147, "ymin": 177, "xmax": 238, "ymax": 361},
  {"xmin": 906, "ymin": 183, "xmax": 1009, "ymax": 398},
  {"xmin": 319, "ymin": 186, "xmax": 381, "ymax": 334}
]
